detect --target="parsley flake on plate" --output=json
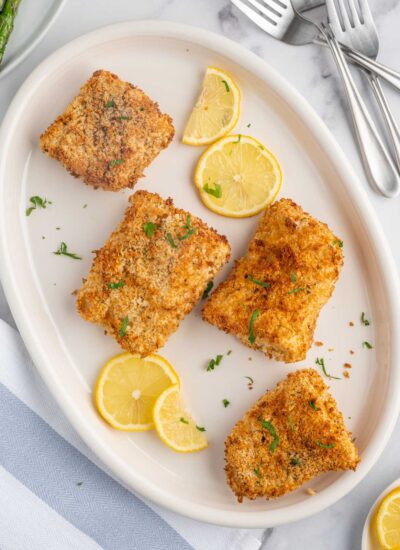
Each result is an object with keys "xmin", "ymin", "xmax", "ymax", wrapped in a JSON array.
[
  {"xmin": 53, "ymin": 242, "xmax": 82, "ymax": 260},
  {"xmin": 26, "ymin": 195, "xmax": 49, "ymax": 216}
]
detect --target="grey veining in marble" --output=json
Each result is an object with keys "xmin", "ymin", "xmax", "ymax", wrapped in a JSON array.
[{"xmin": 0, "ymin": 1, "xmax": 399, "ymax": 549}]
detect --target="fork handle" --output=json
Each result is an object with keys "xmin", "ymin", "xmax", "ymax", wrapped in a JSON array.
[
  {"xmin": 320, "ymin": 25, "xmax": 400, "ymax": 198},
  {"xmin": 315, "ymin": 38, "xmax": 400, "ymax": 92},
  {"xmin": 368, "ymin": 73, "xmax": 400, "ymax": 170}
]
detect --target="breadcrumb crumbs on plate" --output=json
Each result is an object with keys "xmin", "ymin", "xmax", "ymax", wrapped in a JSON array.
[
  {"xmin": 328, "ymin": 348, "xmax": 334, "ymax": 352},
  {"xmin": 314, "ymin": 341, "xmax": 324, "ymax": 347},
  {"xmin": 344, "ymin": 363, "xmax": 352, "ymax": 369},
  {"xmin": 349, "ymin": 321, "xmax": 354, "ymax": 327},
  {"xmin": 349, "ymin": 350, "xmax": 355, "ymax": 355},
  {"xmin": 343, "ymin": 371, "xmax": 350, "ymax": 379},
  {"xmin": 306, "ymin": 488, "xmax": 317, "ymax": 496}
]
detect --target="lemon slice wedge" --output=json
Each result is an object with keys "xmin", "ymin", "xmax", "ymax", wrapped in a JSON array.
[
  {"xmin": 183, "ymin": 66, "xmax": 240, "ymax": 145},
  {"xmin": 153, "ymin": 385, "xmax": 208, "ymax": 453},
  {"xmin": 374, "ymin": 486, "xmax": 400, "ymax": 549},
  {"xmin": 95, "ymin": 353, "xmax": 179, "ymax": 431},
  {"xmin": 195, "ymin": 134, "xmax": 282, "ymax": 217}
]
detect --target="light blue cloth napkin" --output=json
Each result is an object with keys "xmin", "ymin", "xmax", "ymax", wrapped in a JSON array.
[{"xmin": 0, "ymin": 315, "xmax": 264, "ymax": 550}]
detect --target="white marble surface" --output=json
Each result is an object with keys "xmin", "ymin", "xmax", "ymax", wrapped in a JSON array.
[{"xmin": 1, "ymin": 0, "xmax": 400, "ymax": 548}]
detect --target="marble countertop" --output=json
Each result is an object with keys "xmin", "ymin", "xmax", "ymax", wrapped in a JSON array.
[{"xmin": 1, "ymin": 1, "xmax": 399, "ymax": 548}]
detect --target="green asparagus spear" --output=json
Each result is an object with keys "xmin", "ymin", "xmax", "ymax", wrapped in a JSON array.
[{"xmin": 0, "ymin": 0, "xmax": 22, "ymax": 67}]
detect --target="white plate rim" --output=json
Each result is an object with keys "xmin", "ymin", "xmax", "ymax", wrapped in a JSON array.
[
  {"xmin": 0, "ymin": 0, "xmax": 66, "ymax": 80},
  {"xmin": 0, "ymin": 20, "xmax": 399, "ymax": 528}
]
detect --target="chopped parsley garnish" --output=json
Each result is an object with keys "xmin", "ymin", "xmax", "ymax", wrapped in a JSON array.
[
  {"xmin": 245, "ymin": 274, "xmax": 270, "ymax": 289},
  {"xmin": 53, "ymin": 242, "xmax": 82, "ymax": 260},
  {"xmin": 140, "ymin": 107, "xmax": 145, "ymax": 112},
  {"xmin": 202, "ymin": 281, "xmax": 214, "ymax": 300},
  {"xmin": 26, "ymin": 195, "xmax": 49, "ymax": 216},
  {"xmin": 235, "ymin": 134, "xmax": 241, "ymax": 143},
  {"xmin": 105, "ymin": 100, "xmax": 116, "ymax": 108},
  {"xmin": 258, "ymin": 417, "xmax": 279, "ymax": 453},
  {"xmin": 206, "ymin": 354, "xmax": 223, "ymax": 371},
  {"xmin": 288, "ymin": 271, "xmax": 304, "ymax": 294},
  {"xmin": 245, "ymin": 376, "xmax": 254, "ymax": 385},
  {"xmin": 143, "ymin": 222, "xmax": 158, "ymax": 238},
  {"xmin": 203, "ymin": 182, "xmax": 222, "ymax": 198},
  {"xmin": 254, "ymin": 466, "xmax": 262, "ymax": 479},
  {"xmin": 247, "ymin": 123, "xmax": 251, "ymax": 128},
  {"xmin": 315, "ymin": 357, "xmax": 341, "ymax": 380},
  {"xmin": 178, "ymin": 214, "xmax": 197, "ymax": 241},
  {"xmin": 83, "ymin": 204, "xmax": 88, "ymax": 208},
  {"xmin": 258, "ymin": 145, "xmax": 264, "ymax": 150},
  {"xmin": 108, "ymin": 159, "xmax": 124, "ymax": 168},
  {"xmin": 332, "ymin": 239, "xmax": 343, "ymax": 248},
  {"xmin": 290, "ymin": 457, "xmax": 301, "ymax": 466},
  {"xmin": 288, "ymin": 415, "xmax": 295, "ymax": 432},
  {"xmin": 222, "ymin": 399, "xmax": 230, "ymax": 408},
  {"xmin": 361, "ymin": 312, "xmax": 370, "ymax": 326},
  {"xmin": 363, "ymin": 341, "xmax": 373, "ymax": 349},
  {"xmin": 315, "ymin": 440, "xmax": 336, "ymax": 449},
  {"xmin": 108, "ymin": 281, "xmax": 125, "ymax": 289},
  {"xmin": 196, "ymin": 425, "xmax": 206, "ymax": 432},
  {"xmin": 166, "ymin": 233, "xmax": 177, "ymax": 248},
  {"xmin": 249, "ymin": 309, "xmax": 260, "ymax": 344},
  {"xmin": 180, "ymin": 417, "xmax": 189, "ymax": 424},
  {"xmin": 117, "ymin": 116, "xmax": 130, "ymax": 120},
  {"xmin": 288, "ymin": 287, "xmax": 305, "ymax": 295},
  {"xmin": 227, "ymin": 350, "xmax": 232, "ymax": 355},
  {"xmin": 221, "ymin": 79, "xmax": 230, "ymax": 92},
  {"xmin": 309, "ymin": 400, "xmax": 319, "ymax": 411},
  {"xmin": 119, "ymin": 316, "xmax": 129, "ymax": 337}
]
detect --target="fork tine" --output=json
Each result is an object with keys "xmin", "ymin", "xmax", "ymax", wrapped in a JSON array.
[
  {"xmin": 356, "ymin": 0, "xmax": 370, "ymax": 24},
  {"xmin": 326, "ymin": 0, "xmax": 344, "ymax": 32},
  {"xmin": 246, "ymin": 0, "xmax": 282, "ymax": 23},
  {"xmin": 344, "ymin": 0, "xmax": 362, "ymax": 26},
  {"xmin": 231, "ymin": 0, "xmax": 278, "ymax": 32},
  {"xmin": 335, "ymin": 0, "xmax": 354, "ymax": 29}
]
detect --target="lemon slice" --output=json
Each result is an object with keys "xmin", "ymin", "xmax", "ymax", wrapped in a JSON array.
[
  {"xmin": 153, "ymin": 385, "xmax": 208, "ymax": 452},
  {"xmin": 374, "ymin": 487, "xmax": 400, "ymax": 549},
  {"xmin": 95, "ymin": 353, "xmax": 179, "ymax": 431},
  {"xmin": 195, "ymin": 134, "xmax": 282, "ymax": 218},
  {"xmin": 183, "ymin": 66, "xmax": 240, "ymax": 145}
]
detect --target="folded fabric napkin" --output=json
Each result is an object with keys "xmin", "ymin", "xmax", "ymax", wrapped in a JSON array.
[{"xmin": 0, "ymin": 315, "xmax": 264, "ymax": 550}]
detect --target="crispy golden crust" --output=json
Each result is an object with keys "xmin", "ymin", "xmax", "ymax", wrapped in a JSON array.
[
  {"xmin": 76, "ymin": 190, "xmax": 231, "ymax": 355},
  {"xmin": 225, "ymin": 369, "xmax": 360, "ymax": 502},
  {"xmin": 202, "ymin": 199, "xmax": 343, "ymax": 363},
  {"xmin": 40, "ymin": 70, "xmax": 174, "ymax": 191}
]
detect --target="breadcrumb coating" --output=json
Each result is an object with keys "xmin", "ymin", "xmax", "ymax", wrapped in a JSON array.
[
  {"xmin": 76, "ymin": 191, "xmax": 231, "ymax": 355},
  {"xmin": 203, "ymin": 199, "xmax": 343, "ymax": 363},
  {"xmin": 40, "ymin": 70, "xmax": 174, "ymax": 191},
  {"xmin": 225, "ymin": 368, "xmax": 360, "ymax": 502}
]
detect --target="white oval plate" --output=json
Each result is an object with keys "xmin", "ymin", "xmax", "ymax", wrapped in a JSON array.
[
  {"xmin": 362, "ymin": 478, "xmax": 400, "ymax": 549},
  {"xmin": 0, "ymin": 0, "xmax": 66, "ymax": 80},
  {"xmin": 0, "ymin": 21, "xmax": 399, "ymax": 528}
]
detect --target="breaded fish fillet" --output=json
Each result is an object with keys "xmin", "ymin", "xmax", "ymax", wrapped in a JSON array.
[
  {"xmin": 225, "ymin": 369, "xmax": 359, "ymax": 501},
  {"xmin": 203, "ymin": 199, "xmax": 343, "ymax": 363},
  {"xmin": 76, "ymin": 191, "xmax": 231, "ymax": 356},
  {"xmin": 40, "ymin": 70, "xmax": 174, "ymax": 191}
]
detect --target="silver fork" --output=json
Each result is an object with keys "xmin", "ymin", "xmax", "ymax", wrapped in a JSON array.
[
  {"xmin": 231, "ymin": 0, "xmax": 400, "ymax": 197},
  {"xmin": 231, "ymin": 0, "xmax": 400, "ymax": 90},
  {"xmin": 327, "ymin": 0, "xmax": 400, "ymax": 169}
]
